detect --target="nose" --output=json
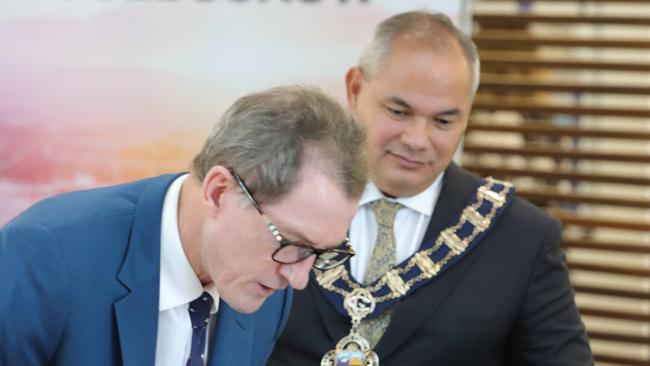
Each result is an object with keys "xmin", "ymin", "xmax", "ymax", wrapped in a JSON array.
[
  {"xmin": 400, "ymin": 117, "xmax": 430, "ymax": 151},
  {"xmin": 279, "ymin": 255, "xmax": 316, "ymax": 290}
]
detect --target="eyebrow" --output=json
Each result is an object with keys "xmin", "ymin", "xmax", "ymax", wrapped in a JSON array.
[
  {"xmin": 386, "ymin": 96, "xmax": 462, "ymax": 118},
  {"xmin": 437, "ymin": 108, "xmax": 461, "ymax": 117},
  {"xmin": 386, "ymin": 96, "xmax": 413, "ymax": 110},
  {"xmin": 275, "ymin": 220, "xmax": 344, "ymax": 250},
  {"xmin": 271, "ymin": 218, "xmax": 316, "ymax": 246}
]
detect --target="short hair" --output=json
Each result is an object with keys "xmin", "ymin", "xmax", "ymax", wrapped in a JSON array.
[
  {"xmin": 191, "ymin": 85, "xmax": 367, "ymax": 202},
  {"xmin": 359, "ymin": 11, "xmax": 480, "ymax": 98}
]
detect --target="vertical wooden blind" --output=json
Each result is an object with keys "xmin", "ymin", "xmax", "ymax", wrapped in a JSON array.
[{"xmin": 465, "ymin": 1, "xmax": 650, "ymax": 365}]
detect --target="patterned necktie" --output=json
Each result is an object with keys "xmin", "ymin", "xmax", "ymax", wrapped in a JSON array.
[
  {"xmin": 187, "ymin": 292, "xmax": 213, "ymax": 366},
  {"xmin": 358, "ymin": 198, "xmax": 402, "ymax": 348}
]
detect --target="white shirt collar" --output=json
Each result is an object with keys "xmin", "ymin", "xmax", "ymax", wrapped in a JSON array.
[
  {"xmin": 359, "ymin": 173, "xmax": 445, "ymax": 216},
  {"xmin": 159, "ymin": 174, "xmax": 219, "ymax": 314}
]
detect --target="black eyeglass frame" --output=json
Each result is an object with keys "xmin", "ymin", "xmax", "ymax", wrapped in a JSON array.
[{"xmin": 228, "ymin": 169, "xmax": 355, "ymax": 270}]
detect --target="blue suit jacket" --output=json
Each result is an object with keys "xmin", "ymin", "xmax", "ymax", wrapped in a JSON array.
[{"xmin": 0, "ymin": 174, "xmax": 293, "ymax": 366}]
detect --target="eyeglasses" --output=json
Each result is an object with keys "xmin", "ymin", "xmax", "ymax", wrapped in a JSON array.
[{"xmin": 229, "ymin": 169, "xmax": 355, "ymax": 270}]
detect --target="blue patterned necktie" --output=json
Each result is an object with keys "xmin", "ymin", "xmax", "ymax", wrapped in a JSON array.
[{"xmin": 187, "ymin": 292, "xmax": 213, "ymax": 366}]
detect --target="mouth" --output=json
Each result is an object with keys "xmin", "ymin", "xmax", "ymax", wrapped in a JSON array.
[
  {"xmin": 258, "ymin": 283, "xmax": 277, "ymax": 296},
  {"xmin": 387, "ymin": 151, "xmax": 426, "ymax": 168}
]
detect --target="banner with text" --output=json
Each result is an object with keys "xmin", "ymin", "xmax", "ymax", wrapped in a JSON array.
[{"xmin": 0, "ymin": 0, "xmax": 465, "ymax": 224}]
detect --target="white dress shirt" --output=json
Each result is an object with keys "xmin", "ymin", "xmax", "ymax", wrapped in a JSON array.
[
  {"xmin": 348, "ymin": 174, "xmax": 444, "ymax": 282},
  {"xmin": 155, "ymin": 174, "xmax": 220, "ymax": 366}
]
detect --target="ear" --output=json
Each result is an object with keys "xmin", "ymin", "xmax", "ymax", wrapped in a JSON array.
[
  {"xmin": 345, "ymin": 67, "xmax": 364, "ymax": 112},
  {"xmin": 202, "ymin": 165, "xmax": 233, "ymax": 218}
]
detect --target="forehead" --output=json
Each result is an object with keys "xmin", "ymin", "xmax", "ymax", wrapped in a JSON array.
[
  {"xmin": 263, "ymin": 165, "xmax": 358, "ymax": 249},
  {"xmin": 367, "ymin": 40, "xmax": 473, "ymax": 112}
]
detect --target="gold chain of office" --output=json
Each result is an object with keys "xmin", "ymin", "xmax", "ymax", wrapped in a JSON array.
[{"xmin": 314, "ymin": 177, "xmax": 513, "ymax": 305}]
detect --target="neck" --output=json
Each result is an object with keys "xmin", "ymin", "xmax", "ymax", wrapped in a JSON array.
[{"xmin": 177, "ymin": 175, "xmax": 210, "ymax": 285}]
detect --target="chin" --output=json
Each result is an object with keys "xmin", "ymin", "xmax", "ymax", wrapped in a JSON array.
[
  {"xmin": 226, "ymin": 302, "xmax": 258, "ymax": 314},
  {"xmin": 225, "ymin": 295, "xmax": 266, "ymax": 314},
  {"xmin": 379, "ymin": 174, "xmax": 419, "ymax": 192}
]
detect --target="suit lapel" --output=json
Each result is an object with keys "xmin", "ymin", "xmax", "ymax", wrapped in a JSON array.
[
  {"xmin": 208, "ymin": 301, "xmax": 253, "ymax": 365},
  {"xmin": 376, "ymin": 164, "xmax": 482, "ymax": 358},
  {"xmin": 114, "ymin": 283, "xmax": 159, "ymax": 366},
  {"xmin": 308, "ymin": 274, "xmax": 350, "ymax": 343},
  {"xmin": 114, "ymin": 174, "xmax": 181, "ymax": 366}
]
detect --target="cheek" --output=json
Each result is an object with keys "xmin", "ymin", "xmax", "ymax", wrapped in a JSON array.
[
  {"xmin": 368, "ymin": 121, "xmax": 401, "ymax": 150},
  {"xmin": 201, "ymin": 239, "xmax": 225, "ymax": 274},
  {"xmin": 202, "ymin": 229, "xmax": 244, "ymax": 272},
  {"xmin": 432, "ymin": 131, "xmax": 462, "ymax": 156},
  {"xmin": 358, "ymin": 102, "xmax": 396, "ymax": 143},
  {"xmin": 233, "ymin": 233, "xmax": 277, "ymax": 271}
]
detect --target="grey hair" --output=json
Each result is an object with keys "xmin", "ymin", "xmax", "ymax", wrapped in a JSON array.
[
  {"xmin": 191, "ymin": 85, "xmax": 367, "ymax": 202},
  {"xmin": 359, "ymin": 11, "xmax": 480, "ymax": 98}
]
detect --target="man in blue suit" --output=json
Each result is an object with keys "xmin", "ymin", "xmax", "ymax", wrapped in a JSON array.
[{"xmin": 0, "ymin": 85, "xmax": 368, "ymax": 366}]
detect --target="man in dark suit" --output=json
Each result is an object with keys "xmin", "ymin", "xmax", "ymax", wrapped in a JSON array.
[
  {"xmin": 268, "ymin": 12, "xmax": 593, "ymax": 365},
  {"xmin": 0, "ymin": 85, "xmax": 368, "ymax": 366}
]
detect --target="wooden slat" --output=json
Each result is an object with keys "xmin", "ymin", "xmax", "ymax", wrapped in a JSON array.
[
  {"xmin": 474, "ymin": 32, "xmax": 650, "ymax": 49},
  {"xmin": 573, "ymin": 285, "xmax": 650, "ymax": 300},
  {"xmin": 569, "ymin": 261, "xmax": 650, "ymax": 277},
  {"xmin": 473, "ymin": 99, "xmax": 650, "ymax": 118},
  {"xmin": 593, "ymin": 354, "xmax": 650, "ymax": 366},
  {"xmin": 588, "ymin": 330, "xmax": 650, "ymax": 345},
  {"xmin": 479, "ymin": 0, "xmax": 650, "ymax": 3},
  {"xmin": 564, "ymin": 238, "xmax": 650, "ymax": 254},
  {"xmin": 463, "ymin": 164, "xmax": 650, "ymax": 186},
  {"xmin": 580, "ymin": 306, "xmax": 650, "ymax": 322},
  {"xmin": 463, "ymin": 144, "xmax": 650, "ymax": 163},
  {"xmin": 472, "ymin": 5, "xmax": 650, "ymax": 363},
  {"xmin": 479, "ymin": 77, "xmax": 650, "ymax": 95},
  {"xmin": 475, "ymin": 13, "xmax": 650, "ymax": 26},
  {"xmin": 518, "ymin": 189, "xmax": 650, "ymax": 208},
  {"xmin": 467, "ymin": 122, "xmax": 650, "ymax": 140},
  {"xmin": 480, "ymin": 52, "xmax": 650, "ymax": 72},
  {"xmin": 546, "ymin": 208, "xmax": 650, "ymax": 231}
]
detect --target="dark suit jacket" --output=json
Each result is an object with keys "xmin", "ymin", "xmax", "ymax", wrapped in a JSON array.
[
  {"xmin": 0, "ymin": 174, "xmax": 292, "ymax": 366},
  {"xmin": 268, "ymin": 164, "xmax": 592, "ymax": 366}
]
